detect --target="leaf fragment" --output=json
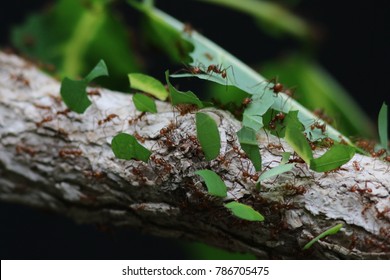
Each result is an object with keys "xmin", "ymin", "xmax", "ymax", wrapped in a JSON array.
[
  {"xmin": 196, "ymin": 112, "xmax": 221, "ymax": 160},
  {"xmin": 111, "ymin": 133, "xmax": 151, "ymax": 162},
  {"xmin": 132, "ymin": 93, "xmax": 157, "ymax": 113},
  {"xmin": 258, "ymin": 163, "xmax": 294, "ymax": 182},
  {"xmin": 224, "ymin": 202, "xmax": 264, "ymax": 222},
  {"xmin": 129, "ymin": 73, "xmax": 168, "ymax": 100},
  {"xmin": 195, "ymin": 169, "xmax": 227, "ymax": 197},
  {"xmin": 237, "ymin": 126, "xmax": 261, "ymax": 171},
  {"xmin": 378, "ymin": 102, "xmax": 388, "ymax": 151},
  {"xmin": 310, "ymin": 144, "xmax": 355, "ymax": 172},
  {"xmin": 303, "ymin": 224, "xmax": 343, "ymax": 250}
]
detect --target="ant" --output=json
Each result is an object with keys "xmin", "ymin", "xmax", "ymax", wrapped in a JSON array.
[
  {"xmin": 10, "ymin": 73, "xmax": 30, "ymax": 87},
  {"xmin": 87, "ymin": 89, "xmax": 101, "ymax": 96},
  {"xmin": 35, "ymin": 116, "xmax": 53, "ymax": 127},
  {"xmin": 176, "ymin": 104, "xmax": 199, "ymax": 115},
  {"xmin": 133, "ymin": 132, "xmax": 145, "ymax": 143},
  {"xmin": 241, "ymin": 97, "xmax": 252, "ymax": 107},
  {"xmin": 58, "ymin": 149, "xmax": 82, "ymax": 158},
  {"xmin": 310, "ymin": 121, "xmax": 326, "ymax": 134},
  {"xmin": 15, "ymin": 144, "xmax": 37, "ymax": 157},
  {"xmin": 352, "ymin": 161, "xmax": 362, "ymax": 171},
  {"xmin": 98, "ymin": 113, "xmax": 118, "ymax": 125},
  {"xmin": 284, "ymin": 184, "xmax": 306, "ymax": 195},
  {"xmin": 268, "ymin": 112, "xmax": 285, "ymax": 130},
  {"xmin": 34, "ymin": 104, "xmax": 51, "ymax": 110},
  {"xmin": 183, "ymin": 23, "xmax": 194, "ymax": 36},
  {"xmin": 371, "ymin": 149, "xmax": 386, "ymax": 158},
  {"xmin": 56, "ymin": 108, "xmax": 71, "ymax": 116},
  {"xmin": 84, "ymin": 170, "xmax": 105, "ymax": 179}
]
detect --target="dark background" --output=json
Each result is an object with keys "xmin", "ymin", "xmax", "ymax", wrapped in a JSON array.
[{"xmin": 0, "ymin": 0, "xmax": 388, "ymax": 259}]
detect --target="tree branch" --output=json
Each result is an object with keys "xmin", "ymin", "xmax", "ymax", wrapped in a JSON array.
[{"xmin": 0, "ymin": 52, "xmax": 389, "ymax": 259}]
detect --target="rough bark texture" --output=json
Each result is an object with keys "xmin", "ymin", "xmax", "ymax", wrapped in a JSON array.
[{"xmin": 0, "ymin": 52, "xmax": 389, "ymax": 259}]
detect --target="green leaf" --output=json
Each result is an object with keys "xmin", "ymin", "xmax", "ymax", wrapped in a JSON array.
[
  {"xmin": 378, "ymin": 102, "xmax": 388, "ymax": 151},
  {"xmin": 281, "ymin": 152, "xmax": 291, "ymax": 164},
  {"xmin": 133, "ymin": 93, "xmax": 157, "ymax": 113},
  {"xmin": 128, "ymin": 73, "xmax": 168, "ymax": 101},
  {"xmin": 303, "ymin": 224, "xmax": 343, "ymax": 250},
  {"xmin": 195, "ymin": 170, "xmax": 227, "ymax": 197},
  {"xmin": 237, "ymin": 126, "xmax": 262, "ymax": 171},
  {"xmin": 12, "ymin": 0, "xmax": 140, "ymax": 89},
  {"xmin": 111, "ymin": 133, "xmax": 151, "ymax": 162},
  {"xmin": 84, "ymin": 59, "xmax": 109, "ymax": 82},
  {"xmin": 224, "ymin": 202, "xmax": 264, "ymax": 222},
  {"xmin": 284, "ymin": 111, "xmax": 313, "ymax": 164},
  {"xmin": 60, "ymin": 59, "xmax": 109, "ymax": 113},
  {"xmin": 261, "ymin": 55, "xmax": 374, "ymax": 138},
  {"xmin": 194, "ymin": 0, "xmax": 311, "ymax": 40},
  {"xmin": 60, "ymin": 78, "xmax": 90, "ymax": 114},
  {"xmin": 310, "ymin": 144, "xmax": 355, "ymax": 172},
  {"xmin": 196, "ymin": 112, "xmax": 221, "ymax": 160},
  {"xmin": 165, "ymin": 71, "xmax": 203, "ymax": 108},
  {"xmin": 258, "ymin": 163, "xmax": 294, "ymax": 182},
  {"xmin": 242, "ymin": 114, "xmax": 264, "ymax": 131},
  {"xmin": 146, "ymin": 7, "xmax": 354, "ymax": 147}
]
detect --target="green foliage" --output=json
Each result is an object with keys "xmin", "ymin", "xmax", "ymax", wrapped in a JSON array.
[
  {"xmin": 242, "ymin": 93, "xmax": 275, "ymax": 131},
  {"xmin": 60, "ymin": 59, "xmax": 108, "ymax": 113},
  {"xmin": 303, "ymin": 224, "xmax": 343, "ymax": 250},
  {"xmin": 310, "ymin": 145, "xmax": 355, "ymax": 172},
  {"xmin": 284, "ymin": 111, "xmax": 313, "ymax": 164},
  {"xmin": 165, "ymin": 71, "xmax": 204, "ymax": 108},
  {"xmin": 258, "ymin": 163, "xmax": 294, "ymax": 182},
  {"xmin": 281, "ymin": 152, "xmax": 291, "ymax": 164},
  {"xmin": 196, "ymin": 112, "xmax": 221, "ymax": 160},
  {"xmin": 224, "ymin": 201, "xmax": 264, "ymax": 222},
  {"xmin": 237, "ymin": 126, "xmax": 262, "ymax": 171},
  {"xmin": 132, "ymin": 93, "xmax": 157, "ymax": 113},
  {"xmin": 128, "ymin": 73, "xmax": 168, "ymax": 101},
  {"xmin": 378, "ymin": 103, "xmax": 388, "ymax": 151},
  {"xmin": 194, "ymin": 0, "xmax": 311, "ymax": 40},
  {"xmin": 111, "ymin": 133, "xmax": 151, "ymax": 162},
  {"xmin": 195, "ymin": 170, "xmax": 227, "ymax": 197},
  {"xmin": 12, "ymin": 0, "xmax": 139, "ymax": 89},
  {"xmin": 261, "ymin": 56, "xmax": 374, "ymax": 138}
]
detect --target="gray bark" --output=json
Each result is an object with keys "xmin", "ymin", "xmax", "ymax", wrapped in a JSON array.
[{"xmin": 0, "ymin": 52, "xmax": 389, "ymax": 259}]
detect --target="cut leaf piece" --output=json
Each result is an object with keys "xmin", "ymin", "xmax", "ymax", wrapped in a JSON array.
[
  {"xmin": 129, "ymin": 73, "xmax": 168, "ymax": 100},
  {"xmin": 195, "ymin": 170, "xmax": 227, "ymax": 197},
  {"xmin": 378, "ymin": 102, "xmax": 388, "ymax": 151},
  {"xmin": 258, "ymin": 163, "xmax": 294, "ymax": 182},
  {"xmin": 60, "ymin": 78, "xmax": 90, "ymax": 114},
  {"xmin": 303, "ymin": 224, "xmax": 343, "ymax": 250},
  {"xmin": 166, "ymin": 71, "xmax": 203, "ymax": 108},
  {"xmin": 284, "ymin": 111, "xmax": 313, "ymax": 164},
  {"xmin": 196, "ymin": 112, "xmax": 221, "ymax": 160},
  {"xmin": 281, "ymin": 152, "xmax": 291, "ymax": 164},
  {"xmin": 84, "ymin": 59, "xmax": 109, "ymax": 82},
  {"xmin": 111, "ymin": 133, "xmax": 151, "ymax": 162},
  {"xmin": 310, "ymin": 144, "xmax": 355, "ymax": 172},
  {"xmin": 224, "ymin": 202, "xmax": 264, "ymax": 222},
  {"xmin": 60, "ymin": 59, "xmax": 109, "ymax": 113},
  {"xmin": 237, "ymin": 126, "xmax": 261, "ymax": 171},
  {"xmin": 133, "ymin": 93, "xmax": 157, "ymax": 113}
]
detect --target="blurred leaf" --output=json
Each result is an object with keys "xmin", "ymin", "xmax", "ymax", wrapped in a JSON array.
[
  {"xmin": 303, "ymin": 224, "xmax": 343, "ymax": 250},
  {"xmin": 129, "ymin": 0, "xmax": 193, "ymax": 63},
  {"xmin": 378, "ymin": 102, "xmax": 388, "ymax": 151},
  {"xmin": 84, "ymin": 59, "xmax": 109, "ymax": 82},
  {"xmin": 166, "ymin": 71, "xmax": 203, "ymax": 107},
  {"xmin": 185, "ymin": 242, "xmax": 256, "ymax": 260},
  {"xmin": 196, "ymin": 112, "xmax": 221, "ymax": 160},
  {"xmin": 195, "ymin": 0, "xmax": 311, "ymax": 40},
  {"xmin": 261, "ymin": 55, "xmax": 374, "ymax": 138},
  {"xmin": 129, "ymin": 73, "xmax": 168, "ymax": 100},
  {"xmin": 133, "ymin": 93, "xmax": 157, "ymax": 113},
  {"xmin": 12, "ymin": 0, "xmax": 140, "ymax": 89},
  {"xmin": 281, "ymin": 152, "xmax": 291, "ymax": 164},
  {"xmin": 111, "ymin": 133, "xmax": 151, "ymax": 162},
  {"xmin": 310, "ymin": 144, "xmax": 355, "ymax": 172},
  {"xmin": 195, "ymin": 170, "xmax": 227, "ymax": 197},
  {"xmin": 224, "ymin": 201, "xmax": 264, "ymax": 221},
  {"xmin": 237, "ymin": 126, "xmax": 262, "ymax": 171}
]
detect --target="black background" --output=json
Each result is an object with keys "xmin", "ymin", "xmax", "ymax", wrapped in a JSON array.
[{"xmin": 0, "ymin": 0, "xmax": 388, "ymax": 259}]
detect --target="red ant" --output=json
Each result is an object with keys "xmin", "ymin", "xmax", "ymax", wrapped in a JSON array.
[
  {"xmin": 87, "ymin": 89, "xmax": 101, "ymax": 96},
  {"xmin": 98, "ymin": 114, "xmax": 118, "ymax": 125},
  {"xmin": 35, "ymin": 116, "xmax": 53, "ymax": 127},
  {"xmin": 56, "ymin": 108, "xmax": 71, "ymax": 116},
  {"xmin": 371, "ymin": 149, "xmax": 386, "ymax": 158},
  {"xmin": 34, "ymin": 104, "xmax": 51, "ymax": 110},
  {"xmin": 16, "ymin": 144, "xmax": 37, "ymax": 157},
  {"xmin": 241, "ymin": 97, "xmax": 252, "ymax": 107},
  {"xmin": 58, "ymin": 148, "xmax": 82, "ymax": 158},
  {"xmin": 10, "ymin": 73, "xmax": 30, "ymax": 87},
  {"xmin": 84, "ymin": 170, "xmax": 105, "ymax": 179},
  {"xmin": 183, "ymin": 23, "xmax": 194, "ymax": 36},
  {"xmin": 176, "ymin": 104, "xmax": 199, "ymax": 115},
  {"xmin": 268, "ymin": 112, "xmax": 285, "ymax": 130},
  {"xmin": 352, "ymin": 161, "xmax": 362, "ymax": 171},
  {"xmin": 134, "ymin": 132, "xmax": 145, "ymax": 143},
  {"xmin": 284, "ymin": 184, "xmax": 306, "ymax": 195},
  {"xmin": 310, "ymin": 121, "xmax": 326, "ymax": 134}
]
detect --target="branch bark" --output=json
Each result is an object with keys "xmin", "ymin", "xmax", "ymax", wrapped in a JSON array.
[{"xmin": 0, "ymin": 52, "xmax": 389, "ymax": 259}]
